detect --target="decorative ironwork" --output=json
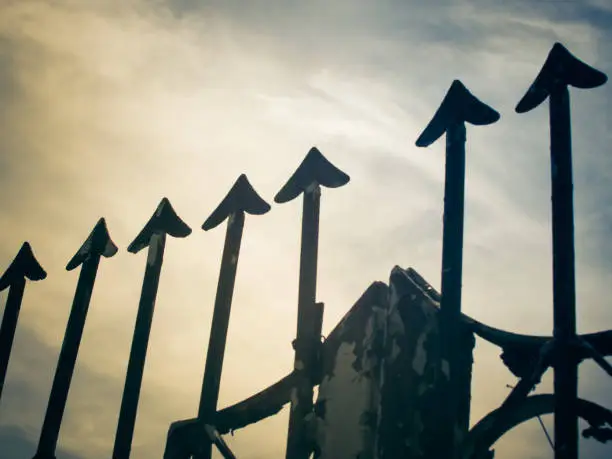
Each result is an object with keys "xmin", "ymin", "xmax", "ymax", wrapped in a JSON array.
[
  {"xmin": 113, "ymin": 199, "xmax": 191, "ymax": 459},
  {"xmin": 416, "ymin": 79, "xmax": 500, "ymax": 457},
  {"xmin": 196, "ymin": 174, "xmax": 270, "ymax": 459},
  {"xmin": 34, "ymin": 219, "xmax": 117, "ymax": 459},
  {"xmin": 0, "ymin": 41, "xmax": 609, "ymax": 459},
  {"xmin": 0, "ymin": 242, "xmax": 46, "ymax": 404}
]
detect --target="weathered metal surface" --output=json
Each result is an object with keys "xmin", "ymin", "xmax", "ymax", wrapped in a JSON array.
[
  {"xmin": 1, "ymin": 47, "xmax": 608, "ymax": 458},
  {"xmin": 275, "ymin": 147, "xmax": 349, "ymax": 459},
  {"xmin": 0, "ymin": 242, "xmax": 46, "ymax": 404},
  {"xmin": 377, "ymin": 266, "xmax": 474, "ymax": 459},
  {"xmin": 459, "ymin": 394, "xmax": 612, "ymax": 459},
  {"xmin": 164, "ymin": 282, "xmax": 386, "ymax": 458},
  {"xmin": 197, "ymin": 175, "xmax": 270, "ymax": 459},
  {"xmin": 164, "ymin": 420, "xmax": 237, "ymax": 459},
  {"xmin": 516, "ymin": 42, "xmax": 608, "ymax": 459},
  {"xmin": 275, "ymin": 147, "xmax": 350, "ymax": 204},
  {"xmin": 463, "ymin": 317, "xmax": 612, "ymax": 376},
  {"xmin": 313, "ymin": 282, "xmax": 388, "ymax": 459},
  {"xmin": 416, "ymin": 80, "xmax": 498, "ymax": 459},
  {"xmin": 35, "ymin": 219, "xmax": 117, "ymax": 459},
  {"xmin": 113, "ymin": 199, "xmax": 191, "ymax": 459}
]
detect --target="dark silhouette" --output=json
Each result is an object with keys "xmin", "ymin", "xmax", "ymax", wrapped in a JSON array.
[
  {"xmin": 112, "ymin": 199, "xmax": 191, "ymax": 459},
  {"xmin": 0, "ymin": 242, "xmax": 46, "ymax": 405},
  {"xmin": 416, "ymin": 79, "xmax": 499, "ymax": 459},
  {"xmin": 34, "ymin": 219, "xmax": 117, "ymax": 459},
  {"xmin": 196, "ymin": 174, "xmax": 270, "ymax": 459}
]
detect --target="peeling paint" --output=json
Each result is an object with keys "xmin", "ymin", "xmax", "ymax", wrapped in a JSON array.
[
  {"xmin": 314, "ymin": 287, "xmax": 387, "ymax": 459},
  {"xmin": 387, "ymin": 309, "xmax": 405, "ymax": 338},
  {"xmin": 441, "ymin": 359, "xmax": 450, "ymax": 380},
  {"xmin": 390, "ymin": 341, "xmax": 401, "ymax": 363},
  {"xmin": 290, "ymin": 387, "xmax": 299, "ymax": 412},
  {"xmin": 147, "ymin": 233, "xmax": 162, "ymax": 266},
  {"xmin": 305, "ymin": 181, "xmax": 320, "ymax": 195},
  {"xmin": 377, "ymin": 267, "xmax": 475, "ymax": 459},
  {"xmin": 412, "ymin": 331, "xmax": 428, "ymax": 376}
]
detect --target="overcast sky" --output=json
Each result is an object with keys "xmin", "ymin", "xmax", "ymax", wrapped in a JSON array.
[{"xmin": 0, "ymin": 0, "xmax": 611, "ymax": 458}]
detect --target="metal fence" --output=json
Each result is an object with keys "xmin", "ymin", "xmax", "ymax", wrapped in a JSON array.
[{"xmin": 1, "ymin": 42, "xmax": 611, "ymax": 459}]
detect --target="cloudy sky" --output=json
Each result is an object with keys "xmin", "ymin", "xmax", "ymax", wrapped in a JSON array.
[{"xmin": 0, "ymin": 0, "xmax": 611, "ymax": 458}]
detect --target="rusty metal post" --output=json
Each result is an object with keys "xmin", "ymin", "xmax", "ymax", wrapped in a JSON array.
[
  {"xmin": 516, "ymin": 42, "xmax": 607, "ymax": 459},
  {"xmin": 275, "ymin": 147, "xmax": 349, "ymax": 459},
  {"xmin": 113, "ymin": 199, "xmax": 191, "ymax": 459},
  {"xmin": 197, "ymin": 174, "xmax": 270, "ymax": 459},
  {"xmin": 34, "ymin": 219, "xmax": 116, "ymax": 459},
  {"xmin": 416, "ymin": 80, "xmax": 499, "ymax": 457},
  {"xmin": 0, "ymin": 242, "xmax": 46, "ymax": 404}
]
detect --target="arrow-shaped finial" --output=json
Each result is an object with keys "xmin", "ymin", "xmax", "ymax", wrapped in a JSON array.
[
  {"xmin": 414, "ymin": 79, "xmax": 499, "ymax": 458},
  {"xmin": 114, "ymin": 197, "xmax": 191, "ymax": 459},
  {"xmin": 128, "ymin": 197, "xmax": 192, "ymax": 254},
  {"xmin": 0, "ymin": 242, "xmax": 46, "ymax": 404},
  {"xmin": 516, "ymin": 42, "xmax": 608, "ymax": 114},
  {"xmin": 514, "ymin": 42, "xmax": 607, "ymax": 459},
  {"xmin": 202, "ymin": 174, "xmax": 271, "ymax": 231},
  {"xmin": 34, "ymin": 218, "xmax": 117, "ymax": 459},
  {"xmin": 0, "ymin": 242, "xmax": 47, "ymax": 291},
  {"xmin": 196, "ymin": 174, "xmax": 270, "ymax": 459},
  {"xmin": 416, "ymin": 80, "xmax": 500, "ymax": 148},
  {"xmin": 274, "ymin": 147, "xmax": 350, "ymax": 204},
  {"xmin": 66, "ymin": 218, "xmax": 118, "ymax": 271}
]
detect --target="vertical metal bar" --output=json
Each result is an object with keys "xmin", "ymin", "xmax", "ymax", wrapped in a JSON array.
[
  {"xmin": 439, "ymin": 122, "xmax": 467, "ymax": 459},
  {"xmin": 35, "ymin": 254, "xmax": 101, "ymax": 459},
  {"xmin": 197, "ymin": 211, "xmax": 245, "ymax": 459},
  {"xmin": 113, "ymin": 232, "xmax": 166, "ymax": 459},
  {"xmin": 550, "ymin": 85, "xmax": 578, "ymax": 459},
  {"xmin": 285, "ymin": 183, "xmax": 320, "ymax": 459},
  {"xmin": 0, "ymin": 277, "xmax": 26, "ymax": 403}
]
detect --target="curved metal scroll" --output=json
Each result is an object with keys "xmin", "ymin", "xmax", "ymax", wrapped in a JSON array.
[{"xmin": 458, "ymin": 394, "xmax": 612, "ymax": 459}]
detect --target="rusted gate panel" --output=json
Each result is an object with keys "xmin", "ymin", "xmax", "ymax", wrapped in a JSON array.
[
  {"xmin": 376, "ymin": 267, "xmax": 475, "ymax": 459},
  {"xmin": 313, "ymin": 282, "xmax": 388, "ymax": 459}
]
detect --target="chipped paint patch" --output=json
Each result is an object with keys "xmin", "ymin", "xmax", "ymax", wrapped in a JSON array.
[
  {"xmin": 390, "ymin": 341, "xmax": 401, "ymax": 363},
  {"xmin": 316, "ymin": 342, "xmax": 374, "ymax": 459},
  {"xmin": 305, "ymin": 181, "xmax": 319, "ymax": 194},
  {"xmin": 412, "ymin": 330, "xmax": 428, "ymax": 376},
  {"xmin": 441, "ymin": 359, "xmax": 450, "ymax": 379},
  {"xmin": 290, "ymin": 387, "xmax": 299, "ymax": 412},
  {"xmin": 147, "ymin": 233, "xmax": 163, "ymax": 266},
  {"xmin": 315, "ymin": 294, "xmax": 387, "ymax": 459},
  {"xmin": 377, "ymin": 267, "xmax": 476, "ymax": 459},
  {"xmin": 387, "ymin": 309, "xmax": 405, "ymax": 338}
]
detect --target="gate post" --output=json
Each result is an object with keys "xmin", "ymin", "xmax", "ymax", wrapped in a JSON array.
[{"xmin": 376, "ymin": 267, "xmax": 475, "ymax": 459}]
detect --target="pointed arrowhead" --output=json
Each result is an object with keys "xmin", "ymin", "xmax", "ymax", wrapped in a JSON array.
[
  {"xmin": 516, "ymin": 42, "xmax": 608, "ymax": 113},
  {"xmin": 128, "ymin": 198, "xmax": 192, "ymax": 254},
  {"xmin": 0, "ymin": 242, "xmax": 47, "ymax": 291},
  {"xmin": 274, "ymin": 147, "xmax": 350, "ymax": 204},
  {"xmin": 66, "ymin": 218, "xmax": 118, "ymax": 271},
  {"xmin": 202, "ymin": 174, "xmax": 271, "ymax": 231},
  {"xmin": 416, "ymin": 80, "xmax": 500, "ymax": 148}
]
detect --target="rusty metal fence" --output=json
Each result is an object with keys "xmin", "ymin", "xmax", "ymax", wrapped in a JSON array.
[{"xmin": 1, "ymin": 42, "xmax": 611, "ymax": 459}]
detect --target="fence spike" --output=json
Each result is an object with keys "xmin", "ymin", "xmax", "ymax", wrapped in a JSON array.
[
  {"xmin": 196, "ymin": 174, "xmax": 270, "ymax": 459},
  {"xmin": 275, "ymin": 146, "xmax": 349, "ymax": 459},
  {"xmin": 34, "ymin": 218, "xmax": 116, "ymax": 459},
  {"xmin": 112, "ymin": 199, "xmax": 191, "ymax": 459},
  {"xmin": 0, "ymin": 242, "xmax": 46, "ymax": 405},
  {"xmin": 515, "ymin": 42, "xmax": 608, "ymax": 459},
  {"xmin": 416, "ymin": 80, "xmax": 499, "ymax": 458}
]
